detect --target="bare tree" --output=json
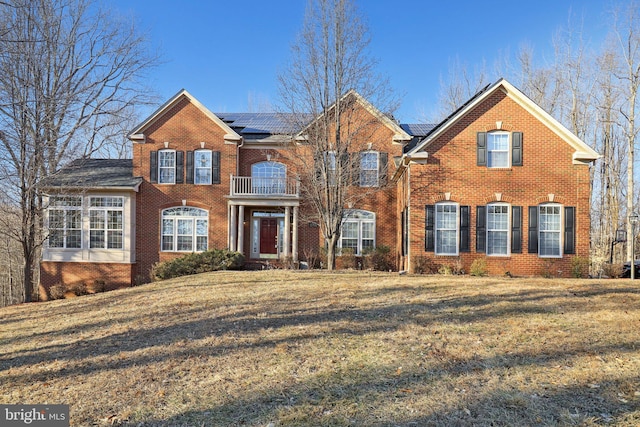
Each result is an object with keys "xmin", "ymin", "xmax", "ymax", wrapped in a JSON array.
[
  {"xmin": 435, "ymin": 57, "xmax": 491, "ymax": 119},
  {"xmin": 0, "ymin": 0, "xmax": 157, "ymax": 302},
  {"xmin": 611, "ymin": 1, "xmax": 640, "ymax": 263},
  {"xmin": 278, "ymin": 0, "xmax": 397, "ymax": 270}
]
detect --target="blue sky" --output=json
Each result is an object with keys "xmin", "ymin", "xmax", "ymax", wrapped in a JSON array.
[{"xmin": 111, "ymin": 0, "xmax": 612, "ymax": 123}]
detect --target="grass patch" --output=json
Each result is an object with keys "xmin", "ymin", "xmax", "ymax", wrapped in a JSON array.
[{"xmin": 1, "ymin": 271, "xmax": 639, "ymax": 426}]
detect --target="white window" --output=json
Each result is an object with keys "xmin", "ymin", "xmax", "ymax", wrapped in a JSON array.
[
  {"xmin": 158, "ymin": 150, "xmax": 176, "ymax": 184},
  {"xmin": 194, "ymin": 150, "xmax": 212, "ymax": 185},
  {"xmin": 339, "ymin": 209, "xmax": 375, "ymax": 255},
  {"xmin": 360, "ymin": 151, "xmax": 379, "ymax": 187},
  {"xmin": 47, "ymin": 196, "xmax": 82, "ymax": 249},
  {"xmin": 161, "ymin": 207, "xmax": 208, "ymax": 252},
  {"xmin": 487, "ymin": 204, "xmax": 509, "ymax": 256},
  {"xmin": 89, "ymin": 197, "xmax": 124, "ymax": 249},
  {"xmin": 325, "ymin": 151, "xmax": 337, "ymax": 186},
  {"xmin": 251, "ymin": 161, "xmax": 286, "ymax": 194},
  {"xmin": 539, "ymin": 204, "xmax": 561, "ymax": 257},
  {"xmin": 435, "ymin": 203, "xmax": 458, "ymax": 255},
  {"xmin": 487, "ymin": 132, "xmax": 509, "ymax": 168}
]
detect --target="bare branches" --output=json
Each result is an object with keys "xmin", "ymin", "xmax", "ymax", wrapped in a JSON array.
[
  {"xmin": 0, "ymin": 0, "xmax": 158, "ymax": 302},
  {"xmin": 278, "ymin": 0, "xmax": 397, "ymax": 270}
]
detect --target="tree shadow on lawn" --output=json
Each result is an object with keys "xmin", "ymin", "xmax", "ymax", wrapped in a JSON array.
[
  {"xmin": 2, "ymin": 284, "xmax": 639, "ymax": 388},
  {"xmin": 132, "ymin": 362, "xmax": 640, "ymax": 426}
]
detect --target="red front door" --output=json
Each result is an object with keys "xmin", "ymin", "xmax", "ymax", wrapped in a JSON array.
[{"xmin": 260, "ymin": 218, "xmax": 278, "ymax": 254}]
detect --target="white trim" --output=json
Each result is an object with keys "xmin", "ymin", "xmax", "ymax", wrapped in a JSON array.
[
  {"xmin": 538, "ymin": 203, "xmax": 563, "ymax": 258},
  {"xmin": 127, "ymin": 89, "xmax": 242, "ymax": 144},
  {"xmin": 407, "ymin": 78, "xmax": 599, "ymax": 163},
  {"xmin": 435, "ymin": 202, "xmax": 459, "ymax": 256},
  {"xmin": 486, "ymin": 203, "xmax": 510, "ymax": 257},
  {"xmin": 339, "ymin": 209, "xmax": 376, "ymax": 256},
  {"xmin": 42, "ymin": 192, "xmax": 136, "ymax": 263}
]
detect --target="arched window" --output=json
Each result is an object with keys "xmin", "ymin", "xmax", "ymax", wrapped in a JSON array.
[
  {"xmin": 251, "ymin": 161, "xmax": 286, "ymax": 194},
  {"xmin": 161, "ymin": 207, "xmax": 208, "ymax": 252},
  {"xmin": 340, "ymin": 209, "xmax": 375, "ymax": 255}
]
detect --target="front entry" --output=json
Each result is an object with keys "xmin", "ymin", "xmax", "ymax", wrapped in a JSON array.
[
  {"xmin": 250, "ymin": 211, "xmax": 285, "ymax": 259},
  {"xmin": 259, "ymin": 218, "xmax": 278, "ymax": 254}
]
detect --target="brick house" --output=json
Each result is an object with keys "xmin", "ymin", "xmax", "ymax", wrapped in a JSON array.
[
  {"xmin": 39, "ymin": 78, "xmax": 598, "ymax": 290},
  {"xmin": 395, "ymin": 79, "xmax": 599, "ymax": 276}
]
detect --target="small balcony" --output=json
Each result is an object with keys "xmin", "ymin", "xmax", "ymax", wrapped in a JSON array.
[{"xmin": 230, "ymin": 175, "xmax": 299, "ymax": 198}]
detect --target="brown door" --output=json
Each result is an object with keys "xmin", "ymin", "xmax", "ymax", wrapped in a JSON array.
[{"xmin": 260, "ymin": 218, "xmax": 278, "ymax": 254}]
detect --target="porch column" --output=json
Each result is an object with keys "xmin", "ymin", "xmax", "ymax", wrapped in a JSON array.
[
  {"xmin": 292, "ymin": 206, "xmax": 299, "ymax": 262},
  {"xmin": 237, "ymin": 205, "xmax": 245, "ymax": 254},
  {"xmin": 284, "ymin": 206, "xmax": 291, "ymax": 258},
  {"xmin": 229, "ymin": 204, "xmax": 237, "ymax": 252}
]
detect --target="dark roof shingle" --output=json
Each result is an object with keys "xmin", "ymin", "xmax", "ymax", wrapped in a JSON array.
[{"xmin": 40, "ymin": 159, "xmax": 142, "ymax": 190}]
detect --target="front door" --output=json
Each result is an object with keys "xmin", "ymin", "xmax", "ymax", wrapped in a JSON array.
[{"xmin": 260, "ymin": 218, "xmax": 278, "ymax": 254}]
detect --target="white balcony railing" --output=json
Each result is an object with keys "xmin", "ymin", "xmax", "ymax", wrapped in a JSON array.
[{"xmin": 230, "ymin": 175, "xmax": 299, "ymax": 197}]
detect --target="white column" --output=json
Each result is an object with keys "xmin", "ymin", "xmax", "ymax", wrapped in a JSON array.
[
  {"xmin": 229, "ymin": 204, "xmax": 237, "ymax": 252},
  {"xmin": 284, "ymin": 206, "xmax": 291, "ymax": 258},
  {"xmin": 292, "ymin": 206, "xmax": 299, "ymax": 262},
  {"xmin": 237, "ymin": 205, "xmax": 245, "ymax": 254}
]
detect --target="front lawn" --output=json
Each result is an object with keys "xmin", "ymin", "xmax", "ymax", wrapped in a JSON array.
[{"xmin": 1, "ymin": 271, "xmax": 639, "ymax": 426}]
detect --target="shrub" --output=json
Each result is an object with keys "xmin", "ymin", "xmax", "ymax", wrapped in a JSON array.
[
  {"xmin": 364, "ymin": 246, "xmax": 394, "ymax": 271},
  {"xmin": 412, "ymin": 255, "xmax": 439, "ymax": 274},
  {"xmin": 602, "ymin": 263, "xmax": 623, "ymax": 279},
  {"xmin": 66, "ymin": 282, "xmax": 87, "ymax": 296},
  {"xmin": 438, "ymin": 264, "xmax": 453, "ymax": 275},
  {"xmin": 49, "ymin": 283, "xmax": 66, "ymax": 300},
  {"xmin": 86, "ymin": 280, "xmax": 106, "ymax": 294},
  {"xmin": 152, "ymin": 249, "xmax": 245, "ymax": 281},
  {"xmin": 337, "ymin": 248, "xmax": 357, "ymax": 269},
  {"xmin": 470, "ymin": 258, "xmax": 488, "ymax": 277},
  {"xmin": 571, "ymin": 256, "xmax": 590, "ymax": 278}
]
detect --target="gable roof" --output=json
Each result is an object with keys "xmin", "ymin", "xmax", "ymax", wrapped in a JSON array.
[
  {"xmin": 127, "ymin": 89, "xmax": 242, "ymax": 144},
  {"xmin": 40, "ymin": 159, "xmax": 142, "ymax": 191},
  {"xmin": 296, "ymin": 90, "xmax": 412, "ymax": 144},
  {"xmin": 406, "ymin": 78, "xmax": 600, "ymax": 165}
]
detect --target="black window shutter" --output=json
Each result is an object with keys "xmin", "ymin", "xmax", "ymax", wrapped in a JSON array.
[
  {"xmin": 212, "ymin": 151, "xmax": 221, "ymax": 184},
  {"xmin": 150, "ymin": 151, "xmax": 158, "ymax": 183},
  {"xmin": 186, "ymin": 151, "xmax": 194, "ymax": 184},
  {"xmin": 379, "ymin": 152, "xmax": 388, "ymax": 186},
  {"xmin": 175, "ymin": 151, "xmax": 184, "ymax": 184},
  {"xmin": 401, "ymin": 208, "xmax": 408, "ymax": 256},
  {"xmin": 460, "ymin": 205, "xmax": 470, "ymax": 252},
  {"xmin": 512, "ymin": 132, "xmax": 523, "ymax": 166},
  {"xmin": 477, "ymin": 132, "xmax": 487, "ymax": 166},
  {"xmin": 476, "ymin": 206, "xmax": 486, "ymax": 252},
  {"xmin": 352, "ymin": 152, "xmax": 361, "ymax": 186},
  {"xmin": 511, "ymin": 206, "xmax": 522, "ymax": 253},
  {"xmin": 425, "ymin": 205, "xmax": 435, "ymax": 252},
  {"xmin": 528, "ymin": 206, "xmax": 539, "ymax": 253},
  {"xmin": 564, "ymin": 206, "xmax": 576, "ymax": 255},
  {"xmin": 314, "ymin": 152, "xmax": 323, "ymax": 182}
]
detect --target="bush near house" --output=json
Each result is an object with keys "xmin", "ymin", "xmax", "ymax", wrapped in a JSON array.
[
  {"xmin": 151, "ymin": 249, "xmax": 245, "ymax": 281},
  {"xmin": 363, "ymin": 245, "xmax": 394, "ymax": 271}
]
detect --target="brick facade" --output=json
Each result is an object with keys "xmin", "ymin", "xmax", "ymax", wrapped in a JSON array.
[
  {"xmin": 40, "ymin": 80, "xmax": 598, "ymax": 288},
  {"xmin": 399, "ymin": 84, "xmax": 595, "ymax": 277}
]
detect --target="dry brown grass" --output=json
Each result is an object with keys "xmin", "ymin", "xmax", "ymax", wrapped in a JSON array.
[{"xmin": 1, "ymin": 271, "xmax": 639, "ymax": 426}]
